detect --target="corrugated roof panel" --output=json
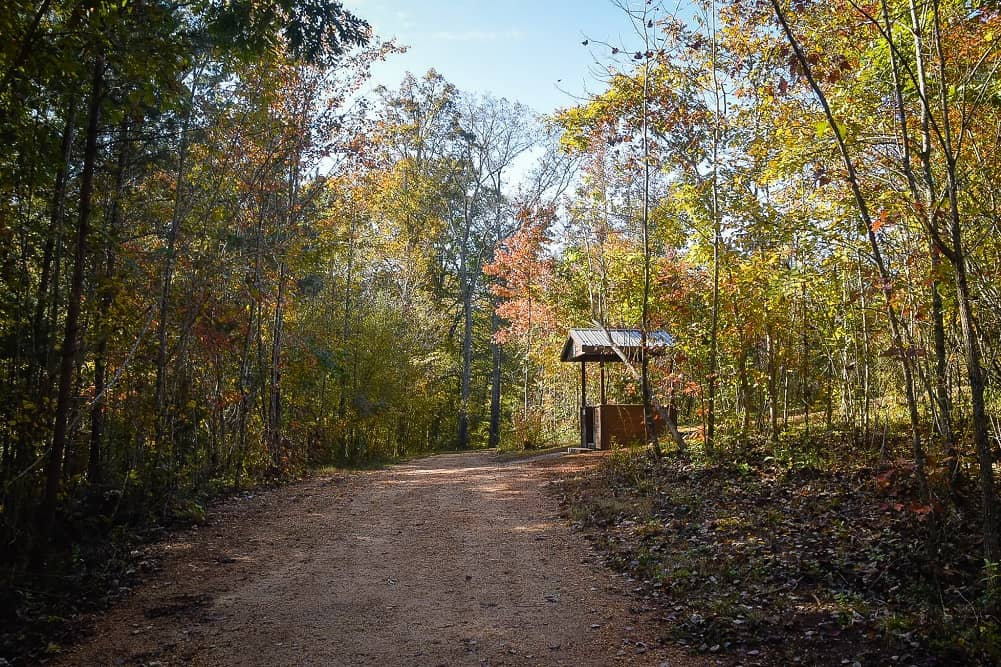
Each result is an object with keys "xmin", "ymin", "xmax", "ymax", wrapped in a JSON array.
[
  {"xmin": 571, "ymin": 328, "xmax": 672, "ymax": 348},
  {"xmin": 560, "ymin": 328, "xmax": 674, "ymax": 362}
]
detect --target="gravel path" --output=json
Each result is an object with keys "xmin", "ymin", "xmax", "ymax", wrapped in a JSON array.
[{"xmin": 58, "ymin": 451, "xmax": 700, "ymax": 666}]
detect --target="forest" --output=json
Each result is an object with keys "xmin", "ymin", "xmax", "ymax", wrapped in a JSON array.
[{"xmin": 4, "ymin": 0, "xmax": 1001, "ymax": 663}]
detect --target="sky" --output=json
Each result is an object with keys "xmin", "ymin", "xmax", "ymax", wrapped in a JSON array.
[{"xmin": 341, "ymin": 0, "xmax": 639, "ymax": 115}]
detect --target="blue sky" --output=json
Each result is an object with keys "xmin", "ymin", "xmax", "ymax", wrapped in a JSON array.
[{"xmin": 342, "ymin": 0, "xmax": 638, "ymax": 114}]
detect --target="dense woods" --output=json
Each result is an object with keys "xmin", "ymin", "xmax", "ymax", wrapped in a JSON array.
[
  {"xmin": 0, "ymin": 0, "xmax": 572, "ymax": 571},
  {"xmin": 4, "ymin": 0, "xmax": 1001, "ymax": 660}
]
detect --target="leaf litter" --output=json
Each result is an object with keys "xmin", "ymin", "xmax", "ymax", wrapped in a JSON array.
[{"xmin": 556, "ymin": 444, "xmax": 1001, "ymax": 665}]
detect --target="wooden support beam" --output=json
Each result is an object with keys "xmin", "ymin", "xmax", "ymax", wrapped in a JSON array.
[
  {"xmin": 600, "ymin": 361, "xmax": 606, "ymax": 406},
  {"xmin": 580, "ymin": 361, "xmax": 587, "ymax": 448}
]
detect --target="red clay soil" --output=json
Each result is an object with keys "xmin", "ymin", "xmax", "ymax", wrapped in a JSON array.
[{"xmin": 55, "ymin": 451, "xmax": 703, "ymax": 666}]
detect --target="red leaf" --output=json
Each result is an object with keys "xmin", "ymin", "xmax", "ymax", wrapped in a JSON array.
[{"xmin": 871, "ymin": 210, "xmax": 890, "ymax": 233}]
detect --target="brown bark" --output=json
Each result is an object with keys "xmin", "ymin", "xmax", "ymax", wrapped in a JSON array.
[
  {"xmin": 89, "ymin": 119, "xmax": 129, "ymax": 484},
  {"xmin": 37, "ymin": 54, "xmax": 104, "ymax": 556},
  {"xmin": 154, "ymin": 67, "xmax": 200, "ymax": 458},
  {"xmin": 928, "ymin": 2, "xmax": 998, "ymax": 559},
  {"xmin": 489, "ymin": 308, "xmax": 502, "ymax": 448},
  {"xmin": 32, "ymin": 100, "xmax": 76, "ymax": 383},
  {"xmin": 883, "ymin": 0, "xmax": 958, "ymax": 477}
]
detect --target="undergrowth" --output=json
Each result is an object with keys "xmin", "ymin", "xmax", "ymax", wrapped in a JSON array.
[{"xmin": 558, "ymin": 426, "xmax": 1001, "ymax": 665}]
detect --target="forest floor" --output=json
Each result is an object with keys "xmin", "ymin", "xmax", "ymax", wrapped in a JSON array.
[
  {"xmin": 51, "ymin": 451, "xmax": 702, "ymax": 666},
  {"xmin": 558, "ymin": 443, "xmax": 1001, "ymax": 666}
]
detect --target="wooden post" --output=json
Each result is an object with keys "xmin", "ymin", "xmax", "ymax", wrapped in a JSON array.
[
  {"xmin": 580, "ymin": 361, "xmax": 587, "ymax": 448},
  {"xmin": 600, "ymin": 361, "xmax": 606, "ymax": 406},
  {"xmin": 598, "ymin": 361, "xmax": 606, "ymax": 450}
]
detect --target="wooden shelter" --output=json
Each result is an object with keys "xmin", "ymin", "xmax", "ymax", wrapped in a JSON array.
[{"xmin": 560, "ymin": 328, "xmax": 673, "ymax": 450}]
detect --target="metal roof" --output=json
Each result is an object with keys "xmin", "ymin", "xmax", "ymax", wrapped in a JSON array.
[{"xmin": 560, "ymin": 328, "xmax": 674, "ymax": 363}]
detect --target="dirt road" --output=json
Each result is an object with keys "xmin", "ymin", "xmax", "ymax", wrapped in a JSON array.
[{"xmin": 59, "ymin": 451, "xmax": 698, "ymax": 666}]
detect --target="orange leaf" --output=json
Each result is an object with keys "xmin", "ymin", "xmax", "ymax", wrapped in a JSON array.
[{"xmin": 871, "ymin": 210, "xmax": 890, "ymax": 233}]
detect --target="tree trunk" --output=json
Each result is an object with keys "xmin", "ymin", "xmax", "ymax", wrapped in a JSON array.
[
  {"xmin": 766, "ymin": 326, "xmax": 779, "ymax": 440},
  {"xmin": 770, "ymin": 0, "xmax": 928, "ymax": 500},
  {"xmin": 338, "ymin": 217, "xmax": 356, "ymax": 424},
  {"xmin": 929, "ymin": 241, "xmax": 958, "ymax": 488},
  {"xmin": 801, "ymin": 277, "xmax": 810, "ymax": 435},
  {"xmin": 705, "ymin": 127, "xmax": 721, "ymax": 456},
  {"xmin": 457, "ymin": 186, "xmax": 476, "ymax": 450},
  {"xmin": 639, "ymin": 4, "xmax": 663, "ymax": 457},
  {"xmin": 37, "ymin": 54, "xmax": 104, "ymax": 556},
  {"xmin": 856, "ymin": 252, "xmax": 871, "ymax": 437},
  {"xmin": 154, "ymin": 67, "xmax": 200, "ymax": 457},
  {"xmin": 458, "ymin": 275, "xmax": 473, "ymax": 449},
  {"xmin": 892, "ymin": 0, "xmax": 957, "ymax": 482},
  {"xmin": 89, "ymin": 119, "xmax": 129, "ymax": 484},
  {"xmin": 738, "ymin": 342, "xmax": 751, "ymax": 436},
  {"xmin": 32, "ymin": 100, "xmax": 76, "ymax": 385},
  {"xmin": 950, "ymin": 219, "xmax": 996, "ymax": 559},
  {"xmin": 488, "ymin": 170, "xmax": 505, "ymax": 449},
  {"xmin": 929, "ymin": 0, "xmax": 998, "ymax": 560},
  {"xmin": 269, "ymin": 261, "xmax": 287, "ymax": 469},
  {"xmin": 489, "ymin": 309, "xmax": 502, "ymax": 448}
]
